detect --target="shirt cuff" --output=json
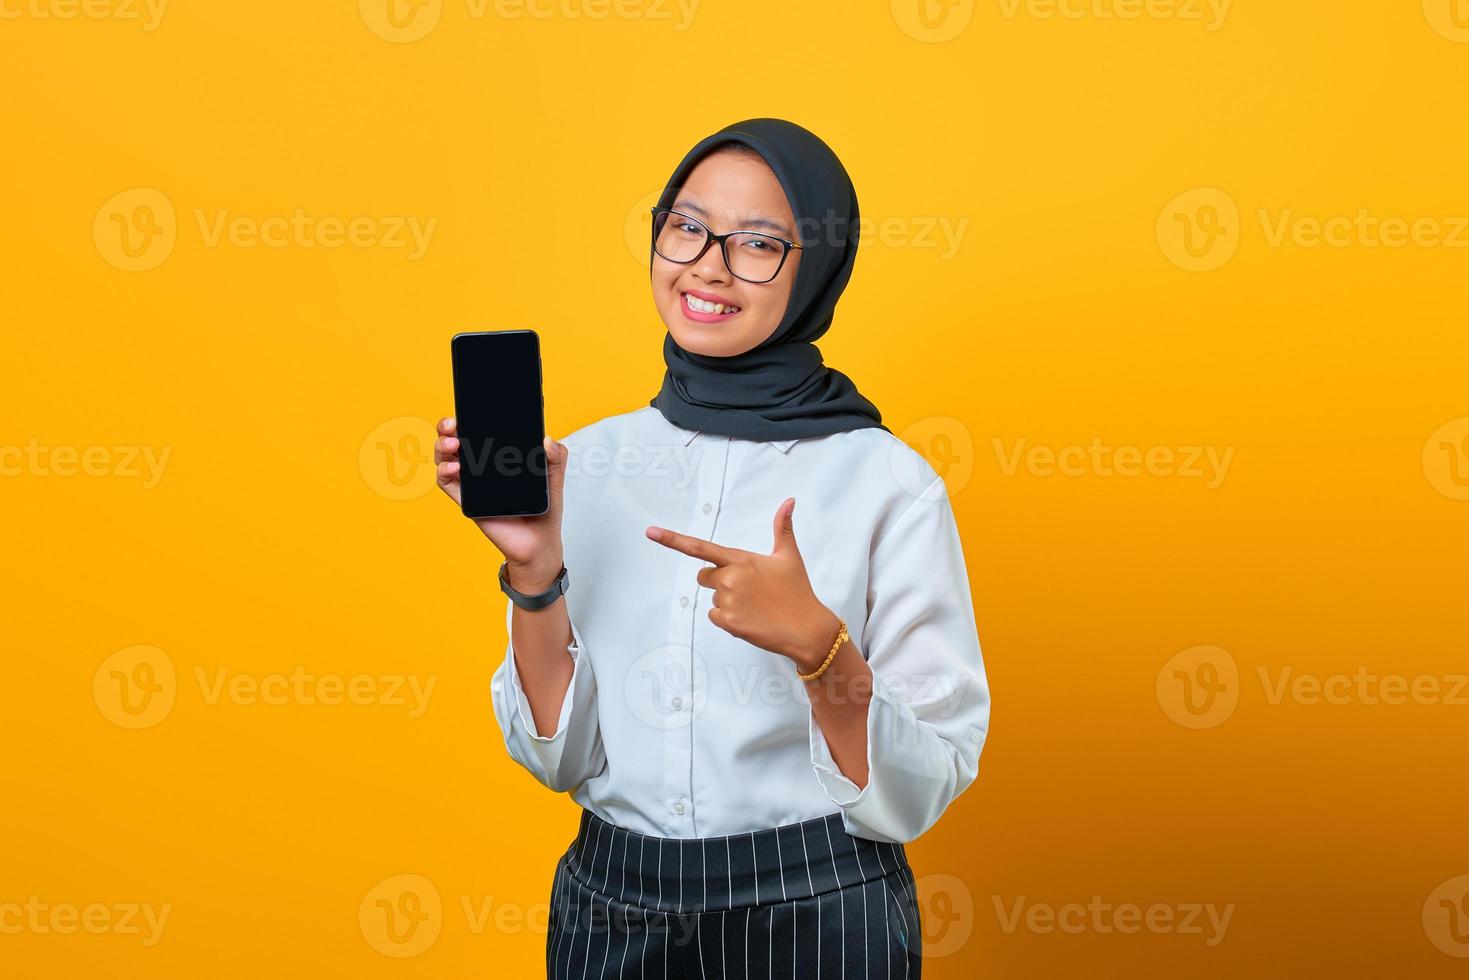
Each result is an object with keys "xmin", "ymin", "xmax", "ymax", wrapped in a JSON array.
[
  {"xmin": 506, "ymin": 615, "xmax": 587, "ymax": 743},
  {"xmin": 807, "ymin": 669, "xmax": 891, "ymax": 807}
]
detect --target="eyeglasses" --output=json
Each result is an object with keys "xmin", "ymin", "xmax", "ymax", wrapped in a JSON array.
[{"xmin": 650, "ymin": 206, "xmax": 803, "ymax": 284}]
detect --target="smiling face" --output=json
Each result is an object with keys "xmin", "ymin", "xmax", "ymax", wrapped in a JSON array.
[{"xmin": 650, "ymin": 147, "xmax": 802, "ymax": 358}]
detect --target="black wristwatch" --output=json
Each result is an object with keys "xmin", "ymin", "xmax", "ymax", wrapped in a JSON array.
[{"xmin": 498, "ymin": 560, "xmax": 570, "ymax": 611}]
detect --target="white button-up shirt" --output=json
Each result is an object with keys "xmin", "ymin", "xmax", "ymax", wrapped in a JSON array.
[{"xmin": 489, "ymin": 405, "xmax": 990, "ymax": 844}]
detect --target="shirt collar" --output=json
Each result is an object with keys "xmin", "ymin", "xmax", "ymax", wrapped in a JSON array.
[{"xmin": 665, "ymin": 415, "xmax": 799, "ymax": 454}]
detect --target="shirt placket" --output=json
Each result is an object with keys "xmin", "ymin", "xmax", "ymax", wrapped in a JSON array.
[{"xmin": 662, "ymin": 432, "xmax": 730, "ymax": 834}]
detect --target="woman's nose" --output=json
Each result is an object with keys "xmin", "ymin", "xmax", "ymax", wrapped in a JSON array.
[{"xmin": 691, "ymin": 239, "xmax": 732, "ymax": 284}]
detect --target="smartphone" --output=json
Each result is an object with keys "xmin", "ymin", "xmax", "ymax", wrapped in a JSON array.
[{"xmin": 450, "ymin": 330, "xmax": 548, "ymax": 519}]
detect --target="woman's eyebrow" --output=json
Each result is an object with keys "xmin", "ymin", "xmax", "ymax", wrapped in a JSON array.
[{"xmin": 672, "ymin": 199, "xmax": 793, "ymax": 238}]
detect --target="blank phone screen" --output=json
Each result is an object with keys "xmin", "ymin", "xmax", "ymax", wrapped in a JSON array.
[{"xmin": 450, "ymin": 330, "xmax": 548, "ymax": 518}]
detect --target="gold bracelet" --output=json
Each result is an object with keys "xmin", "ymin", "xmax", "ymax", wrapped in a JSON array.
[{"xmin": 796, "ymin": 618, "xmax": 848, "ymax": 682}]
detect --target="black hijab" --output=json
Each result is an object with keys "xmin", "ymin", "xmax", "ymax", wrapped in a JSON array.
[{"xmin": 647, "ymin": 118, "xmax": 889, "ymax": 442}]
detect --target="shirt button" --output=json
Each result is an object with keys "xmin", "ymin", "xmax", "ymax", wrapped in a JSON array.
[
  {"xmin": 701, "ymin": 502, "xmax": 712, "ymax": 514},
  {"xmin": 970, "ymin": 729, "xmax": 982, "ymax": 744},
  {"xmin": 679, "ymin": 595, "xmax": 689, "ymax": 608},
  {"xmin": 672, "ymin": 696, "xmax": 683, "ymax": 710},
  {"xmin": 673, "ymin": 801, "xmax": 686, "ymax": 815}
]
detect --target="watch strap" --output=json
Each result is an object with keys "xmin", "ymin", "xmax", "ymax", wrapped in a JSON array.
[{"xmin": 499, "ymin": 560, "xmax": 569, "ymax": 611}]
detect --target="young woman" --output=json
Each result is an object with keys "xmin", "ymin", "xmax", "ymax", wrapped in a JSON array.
[{"xmin": 435, "ymin": 117, "xmax": 989, "ymax": 978}]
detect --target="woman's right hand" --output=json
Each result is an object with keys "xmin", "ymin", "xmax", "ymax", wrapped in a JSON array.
[{"xmin": 435, "ymin": 416, "xmax": 568, "ymax": 591}]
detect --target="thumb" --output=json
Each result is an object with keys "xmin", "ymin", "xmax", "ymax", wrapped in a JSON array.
[
  {"xmin": 771, "ymin": 497, "xmax": 799, "ymax": 556},
  {"xmin": 544, "ymin": 436, "xmax": 567, "ymax": 504}
]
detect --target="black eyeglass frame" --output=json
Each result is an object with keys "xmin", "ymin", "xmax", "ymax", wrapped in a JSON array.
[{"xmin": 649, "ymin": 206, "xmax": 804, "ymax": 284}]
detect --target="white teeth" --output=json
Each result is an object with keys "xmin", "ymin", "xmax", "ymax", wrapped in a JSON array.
[{"xmin": 685, "ymin": 293, "xmax": 739, "ymax": 315}]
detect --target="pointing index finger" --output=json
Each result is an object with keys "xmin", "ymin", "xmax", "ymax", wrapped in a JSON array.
[{"xmin": 646, "ymin": 526, "xmax": 741, "ymax": 566}]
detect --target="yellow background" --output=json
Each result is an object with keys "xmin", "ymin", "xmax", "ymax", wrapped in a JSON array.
[{"xmin": 3, "ymin": 0, "xmax": 1468, "ymax": 976}]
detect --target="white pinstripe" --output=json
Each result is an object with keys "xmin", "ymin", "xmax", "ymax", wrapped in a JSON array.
[
  {"xmin": 602, "ymin": 827, "xmax": 616, "ymax": 896},
  {"xmin": 816, "ymin": 894, "xmax": 823, "ymax": 976},
  {"xmin": 640, "ymin": 908, "xmax": 649, "ymax": 980},
  {"xmin": 554, "ymin": 860, "xmax": 574, "ymax": 977},
  {"xmin": 618, "ymin": 894, "xmax": 630, "ymax": 978},
  {"xmin": 744, "ymin": 907, "xmax": 750, "ymax": 980},
  {"xmin": 798, "ymin": 823, "xmax": 816, "ymax": 895},
  {"xmin": 882, "ymin": 883, "xmax": 891, "ymax": 980},
  {"xmin": 620, "ymin": 829, "xmax": 630, "ymax": 902},
  {"xmin": 697, "ymin": 906, "xmax": 708, "ymax": 979},
  {"xmin": 637, "ymin": 836, "xmax": 646, "ymax": 905}
]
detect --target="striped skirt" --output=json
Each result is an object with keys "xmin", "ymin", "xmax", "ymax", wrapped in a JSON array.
[{"xmin": 546, "ymin": 807, "xmax": 923, "ymax": 979}]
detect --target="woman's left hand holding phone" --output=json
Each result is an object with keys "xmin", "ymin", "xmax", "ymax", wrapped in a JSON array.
[{"xmin": 436, "ymin": 416, "xmax": 577, "ymax": 739}]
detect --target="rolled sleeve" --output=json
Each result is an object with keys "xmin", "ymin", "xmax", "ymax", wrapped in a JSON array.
[
  {"xmin": 808, "ymin": 476, "xmax": 990, "ymax": 843},
  {"xmin": 490, "ymin": 600, "xmax": 605, "ymax": 793}
]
